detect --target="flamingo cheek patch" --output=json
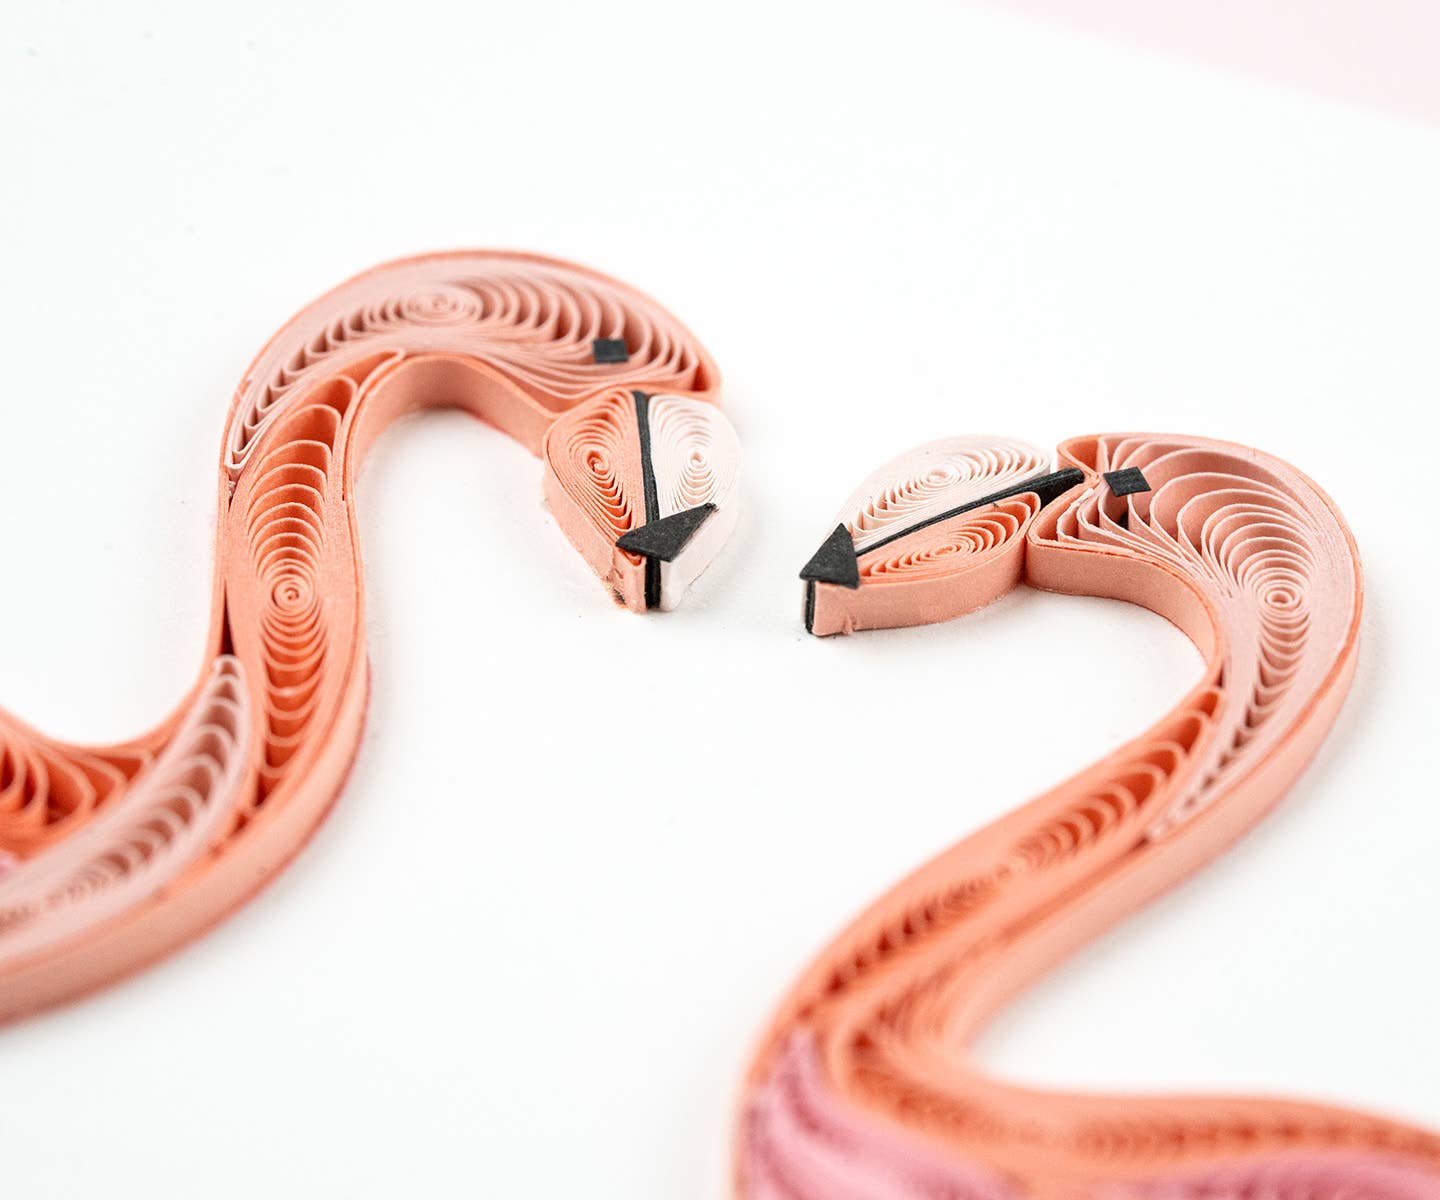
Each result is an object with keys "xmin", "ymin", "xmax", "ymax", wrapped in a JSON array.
[
  {"xmin": 547, "ymin": 389, "xmax": 739, "ymax": 612},
  {"xmin": 543, "ymin": 389, "xmax": 651, "ymax": 609},
  {"xmin": 640, "ymin": 393, "xmax": 740, "ymax": 611},
  {"xmin": 799, "ymin": 435, "xmax": 1083, "ymax": 636}
]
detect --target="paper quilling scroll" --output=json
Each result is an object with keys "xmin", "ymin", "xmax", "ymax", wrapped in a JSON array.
[
  {"xmin": 747, "ymin": 434, "xmax": 1439, "ymax": 1199},
  {"xmin": 0, "ymin": 250, "xmax": 737, "ymax": 1020}
]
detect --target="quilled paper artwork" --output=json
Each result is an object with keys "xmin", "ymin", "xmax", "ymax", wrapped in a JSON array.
[
  {"xmin": 1, "ymin": 254, "xmax": 1430, "ymax": 1199},
  {"xmin": 748, "ymin": 433, "xmax": 1438, "ymax": 1199},
  {"xmin": 0, "ymin": 251, "xmax": 736, "ymax": 1020}
]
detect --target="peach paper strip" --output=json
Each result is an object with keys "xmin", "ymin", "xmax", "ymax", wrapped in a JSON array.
[
  {"xmin": 748, "ymin": 432, "xmax": 1438, "ymax": 1200},
  {"xmin": 0, "ymin": 250, "xmax": 735, "ymax": 1020}
]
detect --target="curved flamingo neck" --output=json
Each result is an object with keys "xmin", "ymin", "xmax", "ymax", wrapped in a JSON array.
[
  {"xmin": 0, "ymin": 251, "xmax": 732, "ymax": 1022},
  {"xmin": 741, "ymin": 433, "xmax": 1398, "ymax": 1200}
]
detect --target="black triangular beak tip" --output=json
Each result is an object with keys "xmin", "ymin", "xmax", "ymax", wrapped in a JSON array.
[
  {"xmin": 614, "ymin": 503, "xmax": 717, "ymax": 562},
  {"xmin": 799, "ymin": 524, "xmax": 860, "ymax": 589}
]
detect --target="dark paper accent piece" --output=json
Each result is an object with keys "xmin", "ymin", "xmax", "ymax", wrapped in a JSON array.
[
  {"xmin": 801, "ymin": 524, "xmax": 861, "ymax": 589},
  {"xmin": 1104, "ymin": 467, "xmax": 1152, "ymax": 496},
  {"xmin": 616, "ymin": 504, "xmax": 717, "ymax": 562},
  {"xmin": 592, "ymin": 337, "xmax": 630, "ymax": 363}
]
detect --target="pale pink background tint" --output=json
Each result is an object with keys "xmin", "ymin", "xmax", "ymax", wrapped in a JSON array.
[{"xmin": 989, "ymin": 0, "xmax": 1440, "ymax": 125}]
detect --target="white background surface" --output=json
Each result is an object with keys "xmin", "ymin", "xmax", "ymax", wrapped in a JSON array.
[{"xmin": 2, "ymin": 2, "xmax": 1438, "ymax": 1196}]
